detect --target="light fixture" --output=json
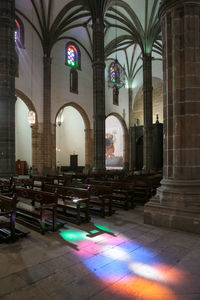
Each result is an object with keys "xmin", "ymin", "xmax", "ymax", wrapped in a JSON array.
[{"xmin": 28, "ymin": 110, "xmax": 36, "ymax": 127}]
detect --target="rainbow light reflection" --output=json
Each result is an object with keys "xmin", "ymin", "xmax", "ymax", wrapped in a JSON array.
[{"xmin": 59, "ymin": 225, "xmax": 186, "ymax": 300}]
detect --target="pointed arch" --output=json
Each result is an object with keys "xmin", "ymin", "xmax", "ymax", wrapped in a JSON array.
[
  {"xmin": 55, "ymin": 102, "xmax": 92, "ymax": 170},
  {"xmin": 15, "ymin": 89, "xmax": 38, "ymax": 123},
  {"xmin": 106, "ymin": 112, "xmax": 129, "ymax": 170}
]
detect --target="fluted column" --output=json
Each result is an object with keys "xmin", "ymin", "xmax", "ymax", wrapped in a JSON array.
[
  {"xmin": 144, "ymin": 0, "xmax": 200, "ymax": 233},
  {"xmin": 92, "ymin": 20, "xmax": 106, "ymax": 172},
  {"xmin": 0, "ymin": 0, "xmax": 16, "ymax": 176},
  {"xmin": 143, "ymin": 54, "xmax": 153, "ymax": 172}
]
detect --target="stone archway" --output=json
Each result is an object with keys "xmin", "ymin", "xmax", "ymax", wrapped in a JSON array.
[
  {"xmin": 55, "ymin": 102, "xmax": 93, "ymax": 171},
  {"xmin": 15, "ymin": 89, "xmax": 37, "ymax": 117},
  {"xmin": 106, "ymin": 113, "xmax": 129, "ymax": 170},
  {"xmin": 15, "ymin": 89, "xmax": 38, "ymax": 174}
]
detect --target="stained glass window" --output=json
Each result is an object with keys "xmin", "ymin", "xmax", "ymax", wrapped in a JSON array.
[
  {"xmin": 66, "ymin": 45, "xmax": 78, "ymax": 68},
  {"xmin": 14, "ymin": 17, "xmax": 24, "ymax": 49},
  {"xmin": 15, "ymin": 19, "xmax": 20, "ymax": 43},
  {"xmin": 65, "ymin": 42, "xmax": 81, "ymax": 70}
]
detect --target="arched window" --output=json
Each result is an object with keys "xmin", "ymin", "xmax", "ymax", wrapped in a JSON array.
[
  {"xmin": 14, "ymin": 19, "xmax": 20, "ymax": 43},
  {"xmin": 65, "ymin": 42, "xmax": 81, "ymax": 70},
  {"xmin": 14, "ymin": 16, "xmax": 25, "ymax": 49}
]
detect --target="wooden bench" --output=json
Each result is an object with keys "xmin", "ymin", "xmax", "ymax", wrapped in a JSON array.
[
  {"xmin": 58, "ymin": 183, "xmax": 113, "ymax": 218},
  {"xmin": 76, "ymin": 180, "xmax": 135, "ymax": 211},
  {"xmin": 108, "ymin": 181, "xmax": 135, "ymax": 210},
  {"xmin": 0, "ymin": 194, "xmax": 18, "ymax": 242},
  {"xmin": 14, "ymin": 187, "xmax": 58, "ymax": 234},
  {"xmin": 10, "ymin": 177, "xmax": 34, "ymax": 189},
  {"xmin": 43, "ymin": 184, "xmax": 91, "ymax": 224},
  {"xmin": 0, "ymin": 178, "xmax": 11, "ymax": 193},
  {"xmin": 31, "ymin": 176, "xmax": 54, "ymax": 190},
  {"xmin": 134, "ymin": 178, "xmax": 155, "ymax": 203},
  {"xmin": 89, "ymin": 185, "xmax": 113, "ymax": 217}
]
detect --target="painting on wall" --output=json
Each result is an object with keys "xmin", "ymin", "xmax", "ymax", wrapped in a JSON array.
[{"xmin": 105, "ymin": 121, "xmax": 123, "ymax": 168}]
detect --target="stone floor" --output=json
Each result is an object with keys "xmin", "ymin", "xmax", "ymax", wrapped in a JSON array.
[{"xmin": 1, "ymin": 206, "xmax": 200, "ymax": 300}]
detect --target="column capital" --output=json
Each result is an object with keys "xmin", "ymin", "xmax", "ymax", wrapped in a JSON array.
[{"xmin": 159, "ymin": 0, "xmax": 200, "ymax": 18}]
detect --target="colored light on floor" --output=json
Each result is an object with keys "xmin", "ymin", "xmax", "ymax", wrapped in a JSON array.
[
  {"xmin": 94, "ymin": 224, "xmax": 112, "ymax": 232},
  {"xmin": 60, "ymin": 230, "xmax": 87, "ymax": 242},
  {"xmin": 64, "ymin": 229, "xmax": 185, "ymax": 300},
  {"xmin": 129, "ymin": 262, "xmax": 164, "ymax": 281},
  {"xmin": 90, "ymin": 230, "xmax": 99, "ymax": 234},
  {"xmin": 101, "ymin": 245, "xmax": 130, "ymax": 261},
  {"xmin": 154, "ymin": 264, "xmax": 187, "ymax": 284},
  {"xmin": 110, "ymin": 277, "xmax": 178, "ymax": 300},
  {"xmin": 92, "ymin": 260, "xmax": 130, "ymax": 281}
]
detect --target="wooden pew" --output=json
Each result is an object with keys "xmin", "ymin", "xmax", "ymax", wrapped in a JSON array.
[
  {"xmin": 0, "ymin": 194, "xmax": 18, "ymax": 242},
  {"xmin": 14, "ymin": 187, "xmax": 58, "ymax": 234},
  {"xmin": 0, "ymin": 178, "xmax": 11, "ymax": 193},
  {"xmin": 55, "ymin": 182, "xmax": 113, "ymax": 218},
  {"xmin": 31, "ymin": 176, "xmax": 54, "ymax": 190},
  {"xmin": 10, "ymin": 177, "xmax": 34, "ymax": 189},
  {"xmin": 72, "ymin": 180, "xmax": 135, "ymax": 211},
  {"xmin": 109, "ymin": 181, "xmax": 135, "ymax": 210},
  {"xmin": 89, "ymin": 185, "xmax": 113, "ymax": 217},
  {"xmin": 134, "ymin": 178, "xmax": 156, "ymax": 203},
  {"xmin": 43, "ymin": 184, "xmax": 91, "ymax": 224}
]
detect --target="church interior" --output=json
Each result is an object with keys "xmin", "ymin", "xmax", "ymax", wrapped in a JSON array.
[{"xmin": 0, "ymin": 0, "xmax": 200, "ymax": 299}]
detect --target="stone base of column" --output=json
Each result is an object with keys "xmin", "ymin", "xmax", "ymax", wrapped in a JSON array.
[{"xmin": 144, "ymin": 179, "xmax": 200, "ymax": 233}]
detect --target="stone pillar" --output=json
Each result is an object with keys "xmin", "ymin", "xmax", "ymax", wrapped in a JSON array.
[
  {"xmin": 128, "ymin": 87, "xmax": 133, "ymax": 171},
  {"xmin": 42, "ymin": 56, "xmax": 56, "ymax": 174},
  {"xmin": 143, "ymin": 54, "xmax": 153, "ymax": 172},
  {"xmin": 32, "ymin": 123, "xmax": 43, "ymax": 175},
  {"xmin": 128, "ymin": 87, "xmax": 133, "ymax": 128},
  {"xmin": 144, "ymin": 0, "xmax": 200, "ymax": 233},
  {"xmin": 0, "ymin": 0, "xmax": 16, "ymax": 176},
  {"xmin": 92, "ymin": 20, "xmax": 106, "ymax": 173},
  {"xmin": 84, "ymin": 128, "xmax": 93, "ymax": 173},
  {"xmin": 123, "ymin": 133, "xmax": 129, "ymax": 171}
]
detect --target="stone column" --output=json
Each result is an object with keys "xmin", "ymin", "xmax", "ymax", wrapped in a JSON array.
[
  {"xmin": 0, "ymin": 0, "xmax": 16, "ymax": 176},
  {"xmin": 143, "ymin": 54, "xmax": 153, "ymax": 172},
  {"xmin": 84, "ymin": 128, "xmax": 93, "ymax": 173},
  {"xmin": 92, "ymin": 20, "xmax": 106, "ymax": 173},
  {"xmin": 128, "ymin": 87, "xmax": 133, "ymax": 171},
  {"xmin": 128, "ymin": 87, "xmax": 133, "ymax": 127},
  {"xmin": 32, "ymin": 123, "xmax": 43, "ymax": 175},
  {"xmin": 144, "ymin": 0, "xmax": 200, "ymax": 233},
  {"xmin": 42, "ymin": 56, "xmax": 56, "ymax": 174},
  {"xmin": 123, "ymin": 133, "xmax": 129, "ymax": 171}
]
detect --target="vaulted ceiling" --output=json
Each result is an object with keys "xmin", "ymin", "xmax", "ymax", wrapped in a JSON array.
[{"xmin": 16, "ymin": 0, "xmax": 162, "ymax": 85}]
